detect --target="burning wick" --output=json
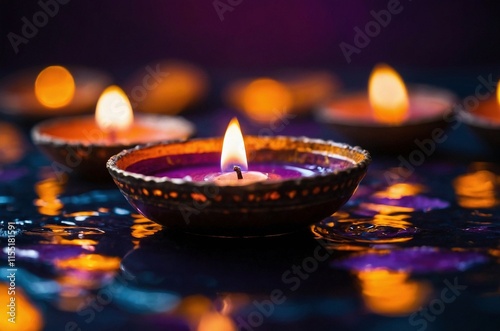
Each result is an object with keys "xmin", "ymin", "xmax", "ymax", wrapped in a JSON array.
[{"xmin": 233, "ymin": 166, "xmax": 243, "ymax": 180}]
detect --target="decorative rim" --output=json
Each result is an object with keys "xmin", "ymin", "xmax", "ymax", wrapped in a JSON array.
[
  {"xmin": 31, "ymin": 114, "xmax": 196, "ymax": 148},
  {"xmin": 107, "ymin": 136, "xmax": 371, "ymax": 189},
  {"xmin": 316, "ymin": 85, "xmax": 458, "ymax": 128}
]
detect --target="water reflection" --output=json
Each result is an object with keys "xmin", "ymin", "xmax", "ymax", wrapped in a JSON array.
[
  {"xmin": 0, "ymin": 284, "xmax": 44, "ymax": 331},
  {"xmin": 34, "ymin": 176, "xmax": 66, "ymax": 216},
  {"xmin": 357, "ymin": 269, "xmax": 431, "ymax": 316},
  {"xmin": 454, "ymin": 163, "xmax": 500, "ymax": 209}
]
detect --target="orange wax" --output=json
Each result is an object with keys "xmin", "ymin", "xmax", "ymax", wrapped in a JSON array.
[
  {"xmin": 36, "ymin": 115, "xmax": 193, "ymax": 145},
  {"xmin": 322, "ymin": 88, "xmax": 455, "ymax": 126}
]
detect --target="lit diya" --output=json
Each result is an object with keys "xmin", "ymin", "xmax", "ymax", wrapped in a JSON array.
[
  {"xmin": 32, "ymin": 85, "xmax": 195, "ymax": 179},
  {"xmin": 316, "ymin": 64, "xmax": 457, "ymax": 152},
  {"xmin": 458, "ymin": 79, "xmax": 500, "ymax": 148},
  {"xmin": 224, "ymin": 71, "xmax": 339, "ymax": 124},
  {"xmin": 107, "ymin": 117, "xmax": 370, "ymax": 237},
  {"xmin": 0, "ymin": 65, "xmax": 111, "ymax": 119}
]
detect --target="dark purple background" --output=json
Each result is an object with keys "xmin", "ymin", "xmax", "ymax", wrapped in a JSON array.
[{"xmin": 1, "ymin": 0, "xmax": 500, "ymax": 75}]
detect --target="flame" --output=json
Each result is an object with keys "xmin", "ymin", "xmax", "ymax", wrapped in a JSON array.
[
  {"xmin": 221, "ymin": 117, "xmax": 248, "ymax": 172},
  {"xmin": 241, "ymin": 78, "xmax": 292, "ymax": 123},
  {"xmin": 368, "ymin": 64, "xmax": 409, "ymax": 124},
  {"xmin": 35, "ymin": 65, "xmax": 75, "ymax": 108},
  {"xmin": 95, "ymin": 85, "xmax": 134, "ymax": 132},
  {"xmin": 497, "ymin": 79, "xmax": 500, "ymax": 106}
]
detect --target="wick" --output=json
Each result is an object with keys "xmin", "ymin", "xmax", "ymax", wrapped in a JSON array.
[{"xmin": 233, "ymin": 166, "xmax": 243, "ymax": 180}]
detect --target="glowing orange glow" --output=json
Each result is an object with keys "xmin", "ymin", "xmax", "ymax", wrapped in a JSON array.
[
  {"xmin": 198, "ymin": 312, "xmax": 236, "ymax": 331},
  {"xmin": 35, "ymin": 65, "xmax": 75, "ymax": 108},
  {"xmin": 221, "ymin": 117, "xmax": 248, "ymax": 172},
  {"xmin": 357, "ymin": 269, "xmax": 431, "ymax": 316},
  {"xmin": 55, "ymin": 254, "xmax": 121, "ymax": 272},
  {"xmin": 34, "ymin": 177, "xmax": 65, "ymax": 216},
  {"xmin": 95, "ymin": 85, "xmax": 134, "ymax": 133},
  {"xmin": 0, "ymin": 122, "xmax": 26, "ymax": 165},
  {"xmin": 241, "ymin": 78, "xmax": 292, "ymax": 123},
  {"xmin": 453, "ymin": 169, "xmax": 499, "ymax": 208},
  {"xmin": 497, "ymin": 79, "xmax": 500, "ymax": 106},
  {"xmin": 368, "ymin": 64, "xmax": 409, "ymax": 124},
  {"xmin": 0, "ymin": 284, "xmax": 44, "ymax": 331},
  {"xmin": 373, "ymin": 183, "xmax": 425, "ymax": 199},
  {"xmin": 175, "ymin": 295, "xmax": 213, "ymax": 325}
]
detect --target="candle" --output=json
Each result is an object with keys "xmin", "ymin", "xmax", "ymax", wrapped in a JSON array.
[
  {"xmin": 207, "ymin": 117, "xmax": 269, "ymax": 185},
  {"xmin": 32, "ymin": 85, "xmax": 194, "ymax": 178},
  {"xmin": 108, "ymin": 135, "xmax": 371, "ymax": 237},
  {"xmin": 316, "ymin": 63, "xmax": 457, "ymax": 152},
  {"xmin": 458, "ymin": 79, "xmax": 500, "ymax": 148}
]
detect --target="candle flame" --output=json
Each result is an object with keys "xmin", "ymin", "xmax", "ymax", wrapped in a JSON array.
[
  {"xmin": 496, "ymin": 79, "xmax": 500, "ymax": 106},
  {"xmin": 35, "ymin": 65, "xmax": 75, "ymax": 108},
  {"xmin": 95, "ymin": 85, "xmax": 134, "ymax": 132},
  {"xmin": 221, "ymin": 117, "xmax": 248, "ymax": 172},
  {"xmin": 368, "ymin": 64, "xmax": 409, "ymax": 125}
]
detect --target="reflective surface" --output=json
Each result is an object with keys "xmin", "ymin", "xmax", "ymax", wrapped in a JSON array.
[{"xmin": 1, "ymin": 112, "xmax": 500, "ymax": 331}]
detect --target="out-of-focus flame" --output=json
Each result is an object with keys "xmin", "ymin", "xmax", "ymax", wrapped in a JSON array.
[
  {"xmin": 368, "ymin": 64, "xmax": 409, "ymax": 125},
  {"xmin": 55, "ymin": 254, "xmax": 121, "ymax": 272},
  {"xmin": 357, "ymin": 269, "xmax": 431, "ymax": 316},
  {"xmin": 197, "ymin": 312, "xmax": 236, "ymax": 331},
  {"xmin": 240, "ymin": 78, "xmax": 292, "ymax": 123},
  {"xmin": 497, "ymin": 79, "xmax": 500, "ymax": 106},
  {"xmin": 221, "ymin": 117, "xmax": 247, "ymax": 172},
  {"xmin": 35, "ymin": 65, "xmax": 75, "ymax": 108},
  {"xmin": 95, "ymin": 85, "xmax": 134, "ymax": 132}
]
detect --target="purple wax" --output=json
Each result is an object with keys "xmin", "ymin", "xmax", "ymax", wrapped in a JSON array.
[{"xmin": 125, "ymin": 152, "xmax": 354, "ymax": 181}]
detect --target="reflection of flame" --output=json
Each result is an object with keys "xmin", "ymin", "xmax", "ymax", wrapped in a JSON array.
[
  {"xmin": 34, "ymin": 177, "xmax": 65, "ymax": 216},
  {"xmin": 241, "ymin": 78, "xmax": 292, "ymax": 123},
  {"xmin": 357, "ymin": 269, "xmax": 431, "ymax": 316},
  {"xmin": 221, "ymin": 117, "xmax": 248, "ymax": 172},
  {"xmin": 95, "ymin": 85, "xmax": 134, "ymax": 132},
  {"xmin": 374, "ymin": 183, "xmax": 425, "ymax": 199},
  {"xmin": 35, "ymin": 65, "xmax": 75, "ymax": 108},
  {"xmin": 0, "ymin": 284, "xmax": 44, "ymax": 331},
  {"xmin": 368, "ymin": 64, "xmax": 409, "ymax": 124},
  {"xmin": 453, "ymin": 169, "xmax": 499, "ymax": 208},
  {"xmin": 55, "ymin": 254, "xmax": 121, "ymax": 272}
]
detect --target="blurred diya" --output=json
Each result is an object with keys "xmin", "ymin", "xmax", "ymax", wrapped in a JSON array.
[
  {"xmin": 0, "ymin": 65, "xmax": 111, "ymax": 119},
  {"xmin": 316, "ymin": 64, "xmax": 457, "ymax": 152},
  {"xmin": 224, "ymin": 71, "xmax": 339, "ymax": 123},
  {"xmin": 458, "ymin": 79, "xmax": 500, "ymax": 148},
  {"xmin": 125, "ymin": 60, "xmax": 208, "ymax": 115},
  {"xmin": 32, "ymin": 85, "xmax": 195, "ymax": 179},
  {"xmin": 107, "ymin": 118, "xmax": 371, "ymax": 237}
]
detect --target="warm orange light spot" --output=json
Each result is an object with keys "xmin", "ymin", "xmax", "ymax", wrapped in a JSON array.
[
  {"xmin": 34, "ymin": 177, "xmax": 65, "ymax": 216},
  {"xmin": 453, "ymin": 169, "xmax": 499, "ymax": 208},
  {"xmin": 95, "ymin": 85, "xmax": 134, "ymax": 133},
  {"xmin": 373, "ymin": 183, "xmax": 425, "ymax": 199},
  {"xmin": 35, "ymin": 65, "xmax": 75, "ymax": 108},
  {"xmin": 55, "ymin": 254, "xmax": 121, "ymax": 272},
  {"xmin": 221, "ymin": 117, "xmax": 248, "ymax": 172},
  {"xmin": 368, "ymin": 64, "xmax": 409, "ymax": 124},
  {"xmin": 497, "ymin": 79, "xmax": 500, "ymax": 106},
  {"xmin": 198, "ymin": 312, "xmax": 236, "ymax": 331},
  {"xmin": 241, "ymin": 78, "xmax": 293, "ymax": 123},
  {"xmin": 357, "ymin": 269, "xmax": 431, "ymax": 316},
  {"xmin": 0, "ymin": 284, "xmax": 44, "ymax": 331}
]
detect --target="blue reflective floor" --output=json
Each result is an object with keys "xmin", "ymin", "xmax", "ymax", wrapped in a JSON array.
[{"xmin": 1, "ymin": 107, "xmax": 500, "ymax": 331}]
